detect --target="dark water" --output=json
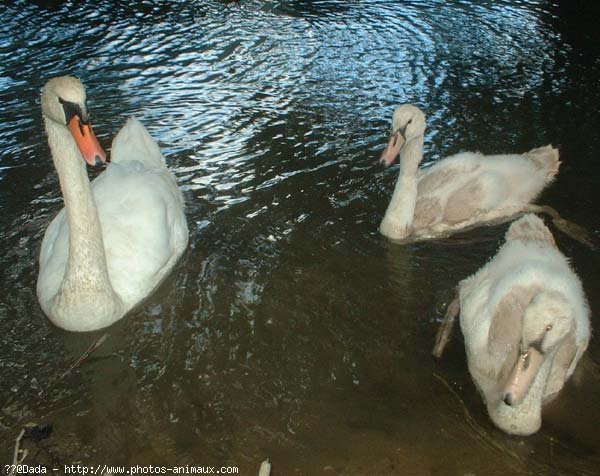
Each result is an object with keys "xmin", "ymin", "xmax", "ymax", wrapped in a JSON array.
[{"xmin": 1, "ymin": 0, "xmax": 599, "ymax": 474}]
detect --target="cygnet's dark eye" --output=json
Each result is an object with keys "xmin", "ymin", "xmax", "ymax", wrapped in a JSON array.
[
  {"xmin": 407, "ymin": 119, "xmax": 413, "ymax": 124},
  {"xmin": 545, "ymin": 324, "xmax": 553, "ymax": 331}
]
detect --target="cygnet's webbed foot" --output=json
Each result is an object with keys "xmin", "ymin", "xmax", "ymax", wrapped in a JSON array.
[
  {"xmin": 432, "ymin": 297, "xmax": 460, "ymax": 359},
  {"xmin": 552, "ymin": 215, "xmax": 596, "ymax": 250},
  {"xmin": 525, "ymin": 205, "xmax": 596, "ymax": 250}
]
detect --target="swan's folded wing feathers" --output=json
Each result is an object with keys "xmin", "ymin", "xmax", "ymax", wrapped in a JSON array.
[
  {"xmin": 37, "ymin": 210, "xmax": 70, "ymax": 305},
  {"xmin": 110, "ymin": 117, "xmax": 165, "ymax": 168},
  {"xmin": 91, "ymin": 163, "xmax": 187, "ymax": 307}
]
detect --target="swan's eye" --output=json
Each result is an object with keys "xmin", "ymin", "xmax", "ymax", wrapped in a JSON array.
[
  {"xmin": 58, "ymin": 97, "xmax": 87, "ymax": 125},
  {"xmin": 407, "ymin": 119, "xmax": 413, "ymax": 125},
  {"xmin": 546, "ymin": 324, "xmax": 553, "ymax": 331}
]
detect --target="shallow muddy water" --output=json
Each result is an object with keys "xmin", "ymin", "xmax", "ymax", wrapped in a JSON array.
[{"xmin": 1, "ymin": 1, "xmax": 599, "ymax": 475}]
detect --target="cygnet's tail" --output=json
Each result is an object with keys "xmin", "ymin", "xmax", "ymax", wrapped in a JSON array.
[
  {"xmin": 505, "ymin": 213, "xmax": 557, "ymax": 246},
  {"xmin": 520, "ymin": 206, "xmax": 596, "ymax": 250},
  {"xmin": 525, "ymin": 145, "xmax": 560, "ymax": 182}
]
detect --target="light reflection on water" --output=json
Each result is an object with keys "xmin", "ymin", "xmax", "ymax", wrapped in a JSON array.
[{"xmin": 1, "ymin": 0, "xmax": 599, "ymax": 474}]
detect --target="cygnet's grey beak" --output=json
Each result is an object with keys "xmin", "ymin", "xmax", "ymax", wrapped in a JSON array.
[
  {"xmin": 502, "ymin": 346, "xmax": 544, "ymax": 406},
  {"xmin": 379, "ymin": 131, "xmax": 405, "ymax": 167}
]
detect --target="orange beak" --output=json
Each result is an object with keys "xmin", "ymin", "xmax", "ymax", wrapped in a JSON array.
[
  {"xmin": 379, "ymin": 131, "xmax": 405, "ymax": 167},
  {"xmin": 67, "ymin": 115, "xmax": 106, "ymax": 166}
]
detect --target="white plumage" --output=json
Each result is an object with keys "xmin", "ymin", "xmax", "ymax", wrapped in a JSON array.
[
  {"xmin": 457, "ymin": 214, "xmax": 590, "ymax": 435},
  {"xmin": 37, "ymin": 77, "xmax": 188, "ymax": 332},
  {"xmin": 379, "ymin": 104, "xmax": 560, "ymax": 241}
]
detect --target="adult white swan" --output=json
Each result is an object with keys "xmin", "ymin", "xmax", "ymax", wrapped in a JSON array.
[
  {"xmin": 37, "ymin": 76, "xmax": 189, "ymax": 332},
  {"xmin": 433, "ymin": 214, "xmax": 590, "ymax": 435},
  {"xmin": 379, "ymin": 104, "xmax": 560, "ymax": 241}
]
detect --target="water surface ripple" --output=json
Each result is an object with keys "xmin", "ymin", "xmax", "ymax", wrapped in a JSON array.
[{"xmin": 1, "ymin": 1, "xmax": 599, "ymax": 474}]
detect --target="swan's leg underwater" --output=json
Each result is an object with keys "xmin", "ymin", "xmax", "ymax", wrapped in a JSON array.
[
  {"xmin": 524, "ymin": 204, "xmax": 595, "ymax": 250},
  {"xmin": 433, "ymin": 297, "xmax": 460, "ymax": 358}
]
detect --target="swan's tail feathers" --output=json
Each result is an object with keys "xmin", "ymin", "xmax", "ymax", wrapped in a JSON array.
[
  {"xmin": 110, "ymin": 117, "xmax": 166, "ymax": 168},
  {"xmin": 525, "ymin": 145, "xmax": 560, "ymax": 182},
  {"xmin": 505, "ymin": 213, "xmax": 557, "ymax": 246},
  {"xmin": 524, "ymin": 205, "xmax": 596, "ymax": 250}
]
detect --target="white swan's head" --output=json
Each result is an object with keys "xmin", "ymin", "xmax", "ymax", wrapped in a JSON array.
[
  {"xmin": 42, "ymin": 76, "xmax": 106, "ymax": 166},
  {"xmin": 502, "ymin": 290, "xmax": 574, "ymax": 407},
  {"xmin": 379, "ymin": 104, "xmax": 426, "ymax": 166}
]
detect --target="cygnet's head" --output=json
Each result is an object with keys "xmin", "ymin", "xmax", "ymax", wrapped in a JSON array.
[
  {"xmin": 521, "ymin": 291, "xmax": 574, "ymax": 353},
  {"xmin": 379, "ymin": 104, "xmax": 426, "ymax": 166},
  {"xmin": 42, "ymin": 76, "xmax": 106, "ymax": 166},
  {"xmin": 502, "ymin": 291, "xmax": 574, "ymax": 408}
]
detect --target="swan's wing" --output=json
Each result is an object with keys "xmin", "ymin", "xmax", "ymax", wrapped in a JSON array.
[
  {"xmin": 487, "ymin": 286, "xmax": 530, "ymax": 367},
  {"xmin": 91, "ymin": 162, "xmax": 188, "ymax": 307},
  {"xmin": 37, "ymin": 209, "xmax": 70, "ymax": 305},
  {"xmin": 417, "ymin": 152, "xmax": 482, "ymax": 197},
  {"xmin": 110, "ymin": 117, "xmax": 165, "ymax": 168},
  {"xmin": 417, "ymin": 153, "xmax": 552, "ymax": 229}
]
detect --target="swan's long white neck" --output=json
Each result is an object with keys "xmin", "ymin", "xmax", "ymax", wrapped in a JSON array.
[
  {"xmin": 381, "ymin": 136, "xmax": 424, "ymax": 237},
  {"xmin": 44, "ymin": 116, "xmax": 122, "ymax": 320}
]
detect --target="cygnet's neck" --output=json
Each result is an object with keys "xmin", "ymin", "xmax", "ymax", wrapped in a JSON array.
[
  {"xmin": 398, "ymin": 135, "xmax": 424, "ymax": 177},
  {"xmin": 381, "ymin": 136, "xmax": 424, "ymax": 236}
]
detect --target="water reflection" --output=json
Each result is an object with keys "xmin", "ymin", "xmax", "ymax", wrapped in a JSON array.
[{"xmin": 0, "ymin": 0, "xmax": 599, "ymax": 474}]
